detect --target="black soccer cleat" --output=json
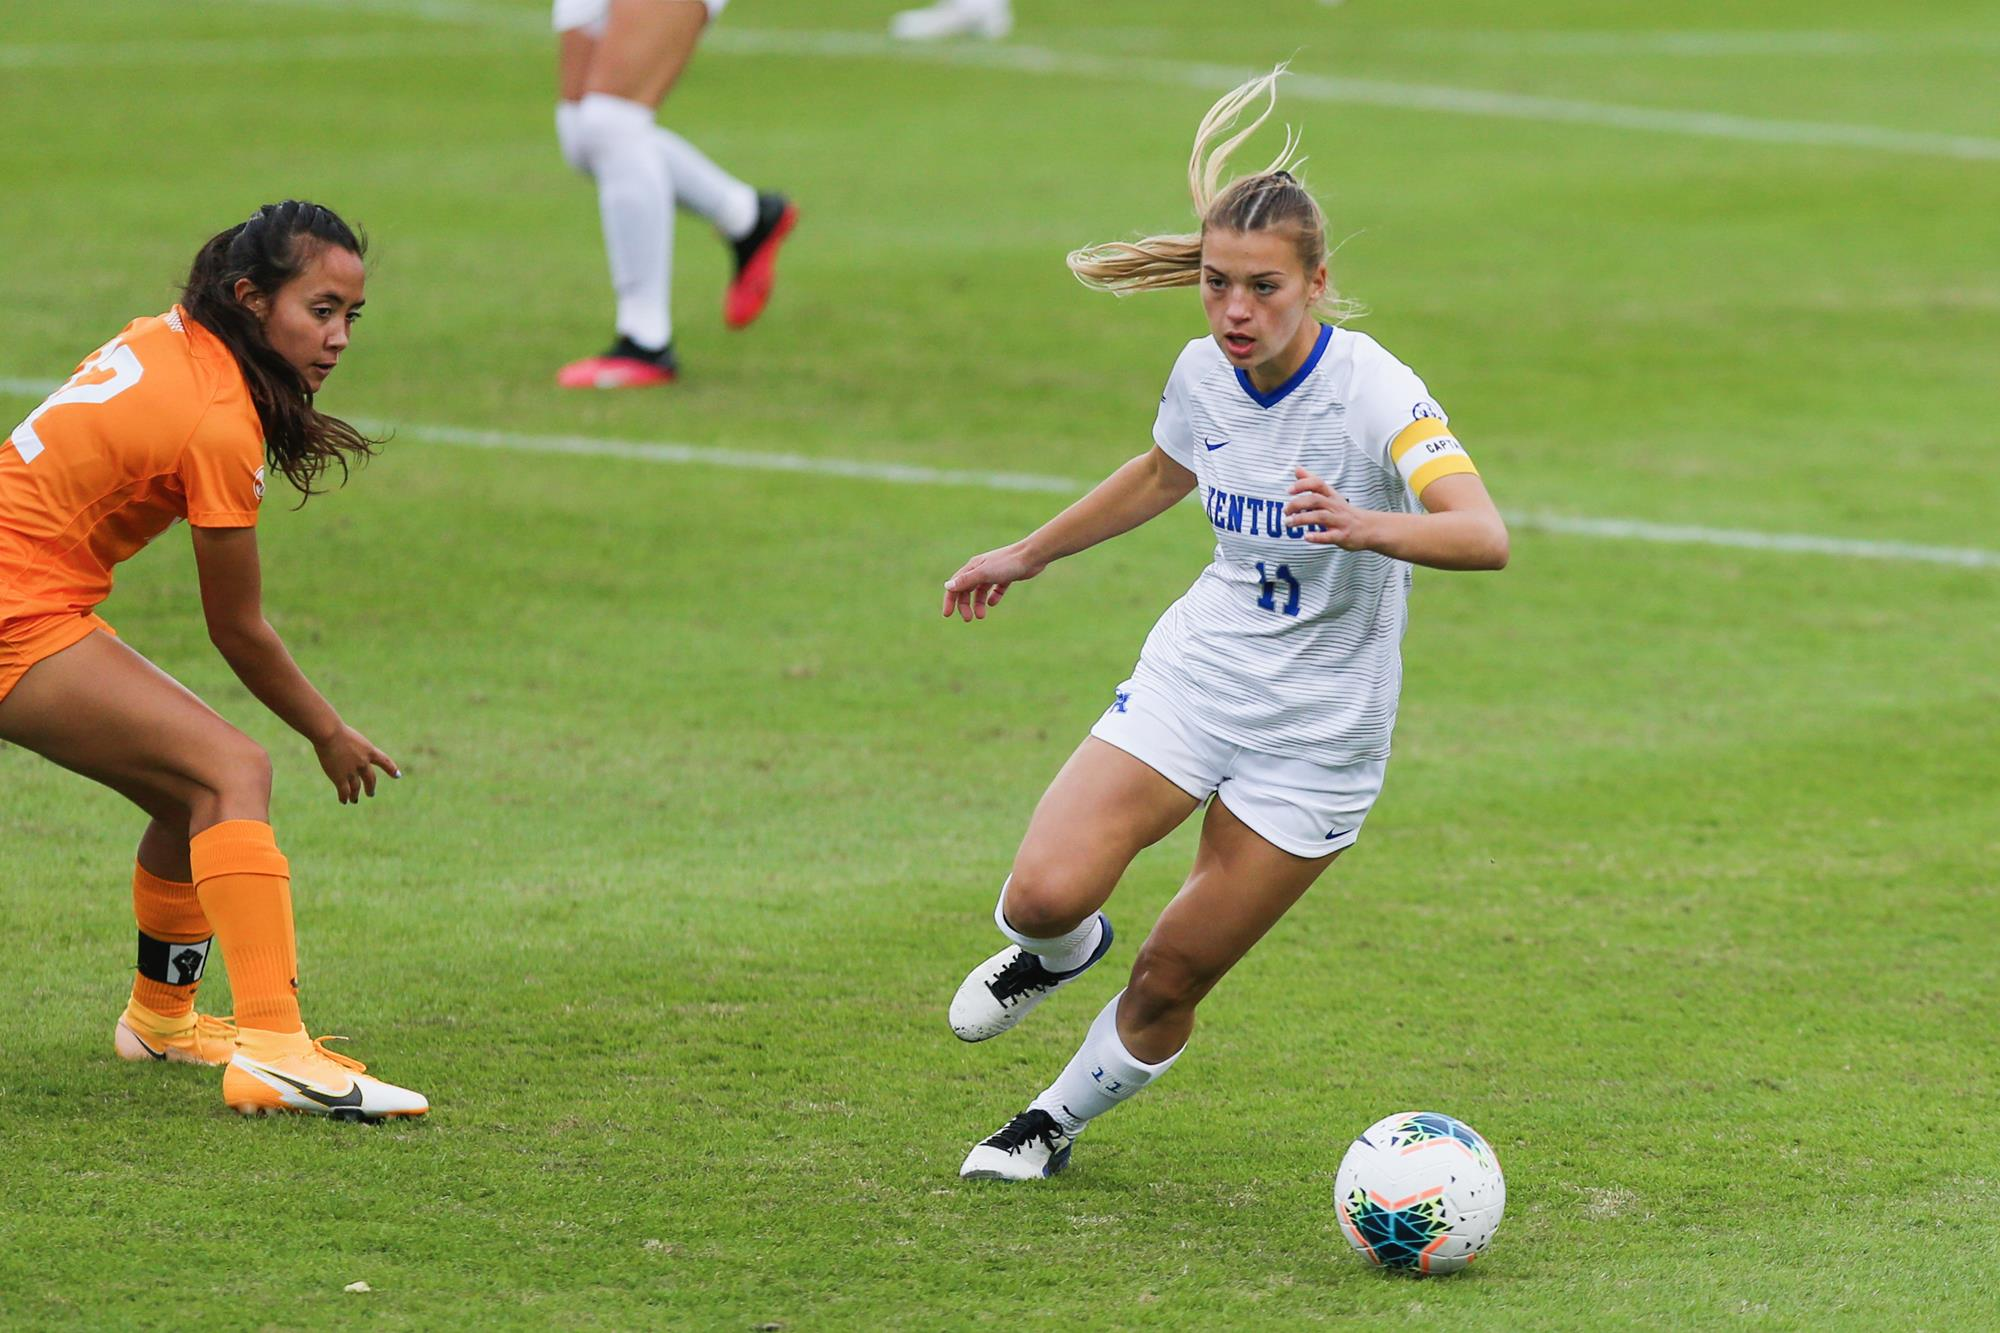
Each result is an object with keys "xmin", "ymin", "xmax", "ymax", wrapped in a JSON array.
[
  {"xmin": 948, "ymin": 913, "xmax": 1113, "ymax": 1042},
  {"xmin": 960, "ymin": 1108, "xmax": 1076, "ymax": 1180}
]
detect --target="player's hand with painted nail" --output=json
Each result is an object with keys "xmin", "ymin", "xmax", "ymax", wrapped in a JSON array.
[{"xmin": 315, "ymin": 724, "xmax": 400, "ymax": 803}]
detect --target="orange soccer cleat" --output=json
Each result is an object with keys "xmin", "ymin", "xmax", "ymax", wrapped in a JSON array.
[
  {"xmin": 223, "ymin": 1027, "xmax": 428, "ymax": 1122},
  {"xmin": 114, "ymin": 1000, "xmax": 240, "ymax": 1066}
]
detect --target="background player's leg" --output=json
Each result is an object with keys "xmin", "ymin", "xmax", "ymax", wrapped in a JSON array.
[
  {"xmin": 585, "ymin": 0, "xmax": 706, "ymax": 107},
  {"xmin": 560, "ymin": 22, "xmax": 772, "ymax": 276},
  {"xmin": 575, "ymin": 94, "xmax": 675, "ymax": 353},
  {"xmin": 560, "ymin": 1, "xmax": 710, "ymax": 376},
  {"xmin": 653, "ymin": 127, "xmax": 757, "ymax": 237},
  {"xmin": 556, "ymin": 26, "xmax": 595, "ymax": 104},
  {"xmin": 554, "ymin": 30, "xmax": 597, "ymax": 173}
]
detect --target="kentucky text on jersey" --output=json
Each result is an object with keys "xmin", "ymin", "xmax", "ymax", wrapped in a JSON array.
[{"xmin": 1203, "ymin": 484, "xmax": 1325, "ymax": 539}]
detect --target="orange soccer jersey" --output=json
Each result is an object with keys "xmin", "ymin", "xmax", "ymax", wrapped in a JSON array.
[
  {"xmin": 0, "ymin": 307, "xmax": 265, "ymax": 696},
  {"xmin": 1, "ymin": 306, "xmax": 268, "ymax": 610}
]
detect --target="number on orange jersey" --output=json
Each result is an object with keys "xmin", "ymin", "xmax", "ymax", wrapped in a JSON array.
[{"xmin": 8, "ymin": 340, "xmax": 146, "ymax": 465}]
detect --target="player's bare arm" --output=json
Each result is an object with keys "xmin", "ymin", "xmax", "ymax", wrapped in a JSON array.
[
  {"xmin": 942, "ymin": 445, "xmax": 1196, "ymax": 621},
  {"xmin": 1283, "ymin": 468, "xmax": 1509, "ymax": 570},
  {"xmin": 192, "ymin": 524, "xmax": 398, "ymax": 803}
]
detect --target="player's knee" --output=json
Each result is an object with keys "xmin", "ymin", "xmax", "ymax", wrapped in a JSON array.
[
  {"xmin": 200, "ymin": 734, "xmax": 273, "ymax": 807},
  {"xmin": 1126, "ymin": 938, "xmax": 1218, "ymax": 1017},
  {"xmin": 1001, "ymin": 868, "xmax": 1096, "ymax": 939}
]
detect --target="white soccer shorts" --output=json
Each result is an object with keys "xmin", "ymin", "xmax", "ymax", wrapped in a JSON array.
[
  {"xmin": 553, "ymin": 0, "xmax": 728, "ymax": 37},
  {"xmin": 1088, "ymin": 676, "xmax": 1388, "ymax": 859}
]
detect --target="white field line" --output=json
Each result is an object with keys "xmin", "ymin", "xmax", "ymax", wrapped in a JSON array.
[
  {"xmin": 708, "ymin": 30, "xmax": 2000, "ymax": 164},
  {"xmin": 224, "ymin": 0, "xmax": 2000, "ymax": 164},
  {"xmin": 390, "ymin": 420, "xmax": 1082, "ymax": 494},
  {"xmin": 0, "ymin": 32, "xmax": 508, "ymax": 69},
  {"xmin": 3, "ymin": 378, "xmax": 1993, "ymax": 570},
  {"xmin": 231, "ymin": 0, "xmax": 551, "ymax": 31},
  {"xmin": 1380, "ymin": 30, "xmax": 2000, "ymax": 57}
]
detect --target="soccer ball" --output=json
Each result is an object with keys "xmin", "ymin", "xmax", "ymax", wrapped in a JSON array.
[{"xmin": 1333, "ymin": 1111, "xmax": 1505, "ymax": 1275}]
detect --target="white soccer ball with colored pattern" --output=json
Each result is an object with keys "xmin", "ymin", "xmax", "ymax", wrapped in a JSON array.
[{"xmin": 1333, "ymin": 1110, "xmax": 1505, "ymax": 1275}]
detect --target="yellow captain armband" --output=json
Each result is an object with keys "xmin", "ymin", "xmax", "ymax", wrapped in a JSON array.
[{"xmin": 1389, "ymin": 417, "xmax": 1479, "ymax": 498}]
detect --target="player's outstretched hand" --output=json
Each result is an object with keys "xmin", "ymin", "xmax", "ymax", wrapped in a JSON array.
[
  {"xmin": 1285, "ymin": 467, "xmax": 1376, "ymax": 550},
  {"xmin": 942, "ymin": 543, "xmax": 1046, "ymax": 622},
  {"xmin": 314, "ymin": 724, "xmax": 402, "ymax": 804}
]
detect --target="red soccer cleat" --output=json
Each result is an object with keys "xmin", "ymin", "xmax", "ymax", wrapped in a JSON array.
[
  {"xmin": 555, "ymin": 337, "xmax": 678, "ymax": 389},
  {"xmin": 724, "ymin": 193, "xmax": 797, "ymax": 330}
]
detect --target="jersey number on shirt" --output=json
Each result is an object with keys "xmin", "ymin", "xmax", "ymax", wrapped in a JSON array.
[
  {"xmin": 7, "ymin": 340, "xmax": 145, "ymax": 465},
  {"xmin": 1255, "ymin": 561, "xmax": 1301, "ymax": 617}
]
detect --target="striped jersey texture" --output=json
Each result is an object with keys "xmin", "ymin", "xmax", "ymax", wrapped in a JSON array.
[{"xmin": 1130, "ymin": 324, "xmax": 1475, "ymax": 764}]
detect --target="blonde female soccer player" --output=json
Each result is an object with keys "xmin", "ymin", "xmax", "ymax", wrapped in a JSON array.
[
  {"xmin": 552, "ymin": 0, "xmax": 797, "ymax": 388},
  {"xmin": 0, "ymin": 201, "xmax": 425, "ymax": 1121},
  {"xmin": 940, "ymin": 72, "xmax": 1508, "ymax": 1179}
]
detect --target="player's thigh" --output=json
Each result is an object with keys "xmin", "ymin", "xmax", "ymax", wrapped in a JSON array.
[
  {"xmin": 0, "ymin": 630, "xmax": 267, "ymax": 817},
  {"xmin": 1010, "ymin": 738, "xmax": 1202, "ymax": 906},
  {"xmin": 1130, "ymin": 796, "xmax": 1340, "ymax": 1007},
  {"xmin": 585, "ymin": 0, "xmax": 709, "ymax": 106},
  {"xmin": 557, "ymin": 28, "xmax": 597, "ymax": 101}
]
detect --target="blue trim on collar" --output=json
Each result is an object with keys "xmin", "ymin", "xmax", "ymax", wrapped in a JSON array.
[{"xmin": 1233, "ymin": 323, "xmax": 1333, "ymax": 410}]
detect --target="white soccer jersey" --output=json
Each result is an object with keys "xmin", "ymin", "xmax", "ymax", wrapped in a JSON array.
[{"xmin": 1134, "ymin": 325, "xmax": 1478, "ymax": 764}]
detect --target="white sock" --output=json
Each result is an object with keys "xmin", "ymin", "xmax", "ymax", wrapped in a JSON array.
[
  {"xmin": 554, "ymin": 101, "xmax": 587, "ymax": 174},
  {"xmin": 654, "ymin": 127, "xmax": 758, "ymax": 239},
  {"xmin": 993, "ymin": 877, "xmax": 1103, "ymax": 974},
  {"xmin": 1030, "ymin": 991, "xmax": 1182, "ymax": 1134},
  {"xmin": 575, "ymin": 93, "xmax": 673, "ymax": 350}
]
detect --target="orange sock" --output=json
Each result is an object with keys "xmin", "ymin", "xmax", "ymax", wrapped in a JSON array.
[
  {"xmin": 190, "ymin": 820, "xmax": 300, "ymax": 1034},
  {"xmin": 130, "ymin": 863, "xmax": 211, "ymax": 1019}
]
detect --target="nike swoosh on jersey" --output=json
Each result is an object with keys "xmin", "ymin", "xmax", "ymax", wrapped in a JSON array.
[
  {"xmin": 259, "ymin": 1066, "xmax": 365, "ymax": 1110},
  {"xmin": 1203, "ymin": 438, "xmax": 1230, "ymax": 451},
  {"xmin": 1324, "ymin": 828, "xmax": 1353, "ymax": 841}
]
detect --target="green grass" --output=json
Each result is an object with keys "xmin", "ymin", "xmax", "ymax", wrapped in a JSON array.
[{"xmin": 2, "ymin": 0, "xmax": 1998, "ymax": 1326}]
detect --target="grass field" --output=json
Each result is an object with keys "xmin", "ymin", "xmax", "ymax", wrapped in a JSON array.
[{"xmin": 3, "ymin": 0, "xmax": 1998, "ymax": 1326}]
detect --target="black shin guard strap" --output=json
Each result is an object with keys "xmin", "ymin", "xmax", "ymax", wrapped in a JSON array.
[{"xmin": 137, "ymin": 932, "xmax": 212, "ymax": 987}]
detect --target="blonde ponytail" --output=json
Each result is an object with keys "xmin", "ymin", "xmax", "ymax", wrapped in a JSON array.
[{"xmin": 1067, "ymin": 65, "xmax": 1359, "ymax": 322}]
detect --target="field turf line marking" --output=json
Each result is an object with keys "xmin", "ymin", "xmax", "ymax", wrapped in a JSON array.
[
  {"xmin": 227, "ymin": 0, "xmax": 2000, "ymax": 164},
  {"xmin": 4, "ymin": 377, "xmax": 1991, "ymax": 569},
  {"xmin": 706, "ymin": 30, "xmax": 2000, "ymax": 164},
  {"xmin": 0, "ymin": 32, "xmax": 510, "ymax": 68},
  {"xmin": 1379, "ymin": 30, "xmax": 2000, "ymax": 57},
  {"xmin": 391, "ymin": 420, "xmax": 1085, "ymax": 495}
]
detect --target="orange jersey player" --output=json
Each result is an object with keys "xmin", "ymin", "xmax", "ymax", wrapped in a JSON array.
[{"xmin": 0, "ymin": 201, "xmax": 426, "ymax": 1121}]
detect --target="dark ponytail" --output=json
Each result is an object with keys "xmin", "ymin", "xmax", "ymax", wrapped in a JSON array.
[{"xmin": 180, "ymin": 201, "xmax": 377, "ymax": 498}]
